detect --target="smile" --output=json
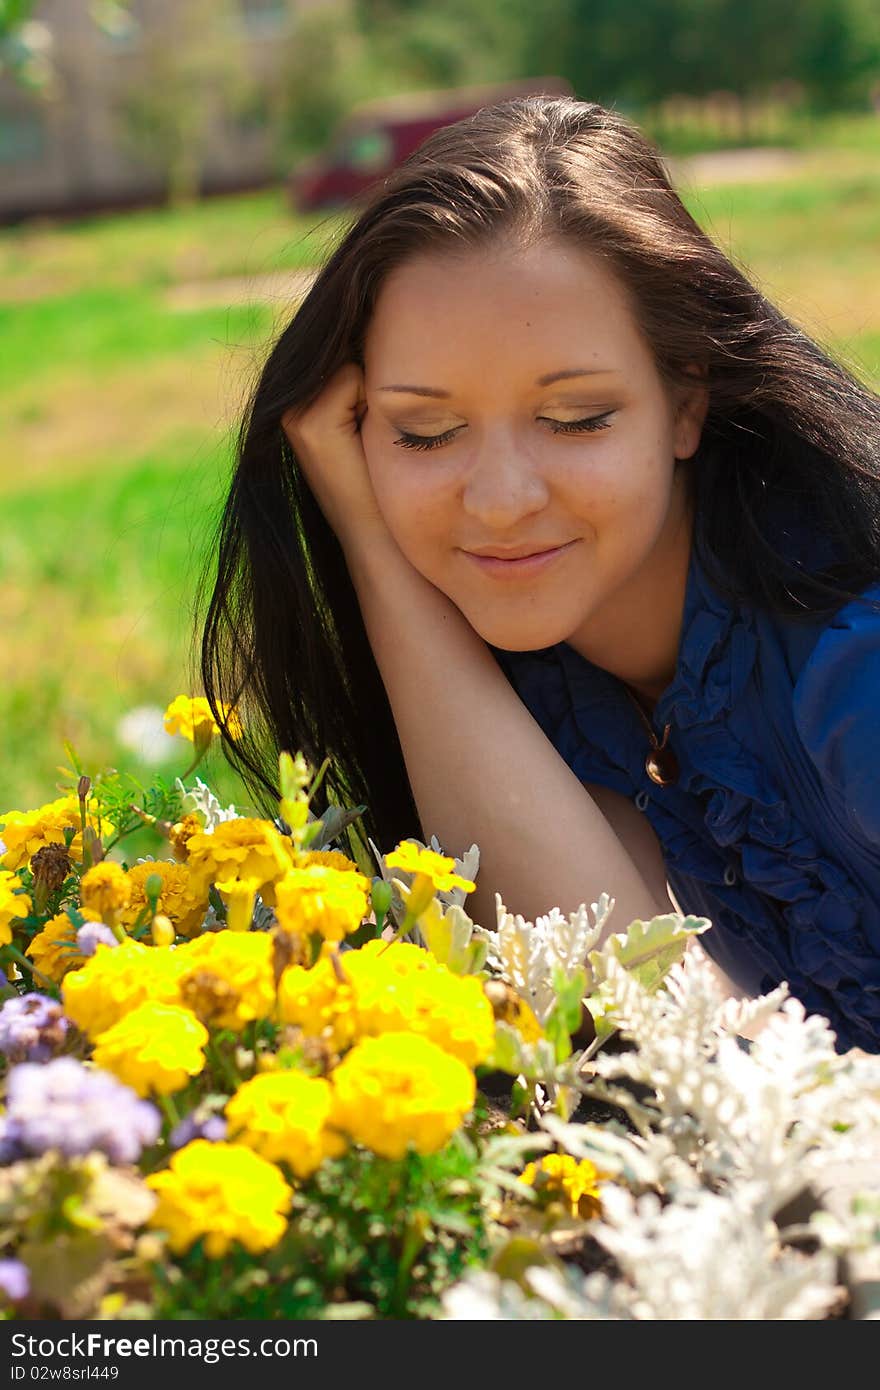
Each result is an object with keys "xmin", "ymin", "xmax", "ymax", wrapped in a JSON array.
[{"xmin": 462, "ymin": 540, "xmax": 578, "ymax": 578}]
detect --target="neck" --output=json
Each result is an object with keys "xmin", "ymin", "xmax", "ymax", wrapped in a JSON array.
[{"xmin": 566, "ymin": 475, "xmax": 694, "ymax": 707}]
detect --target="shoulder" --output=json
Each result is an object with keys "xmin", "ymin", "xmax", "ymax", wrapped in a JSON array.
[{"xmin": 792, "ymin": 584, "xmax": 880, "ymax": 844}]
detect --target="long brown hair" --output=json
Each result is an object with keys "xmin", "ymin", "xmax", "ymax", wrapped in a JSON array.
[{"xmin": 199, "ymin": 96, "xmax": 880, "ymax": 867}]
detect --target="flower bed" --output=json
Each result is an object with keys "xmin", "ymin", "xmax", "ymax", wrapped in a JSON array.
[{"xmin": 0, "ymin": 698, "xmax": 878, "ymax": 1321}]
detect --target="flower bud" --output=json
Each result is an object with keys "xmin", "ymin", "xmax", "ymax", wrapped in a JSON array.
[
  {"xmin": 30, "ymin": 843, "xmax": 71, "ymax": 913},
  {"xmin": 151, "ymin": 914, "xmax": 175, "ymax": 948}
]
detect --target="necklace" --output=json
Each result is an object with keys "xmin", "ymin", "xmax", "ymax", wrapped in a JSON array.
[{"xmin": 621, "ymin": 683, "xmax": 680, "ymax": 787}]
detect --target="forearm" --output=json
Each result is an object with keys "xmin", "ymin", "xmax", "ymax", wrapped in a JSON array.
[{"xmin": 345, "ymin": 541, "xmax": 672, "ymax": 938}]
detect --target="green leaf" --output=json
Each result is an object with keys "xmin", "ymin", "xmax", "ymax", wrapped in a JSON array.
[
  {"xmin": 19, "ymin": 1232, "xmax": 115, "ymax": 1317},
  {"xmin": 417, "ymin": 900, "xmax": 484, "ymax": 975},
  {"xmin": 63, "ymin": 741, "xmax": 85, "ymax": 777},
  {"xmin": 310, "ymin": 804, "xmax": 368, "ymax": 851},
  {"xmin": 487, "ymin": 1020, "xmax": 526, "ymax": 1075},
  {"xmin": 591, "ymin": 912, "xmax": 710, "ymax": 994},
  {"xmin": 543, "ymin": 1008, "xmax": 572, "ymax": 1065}
]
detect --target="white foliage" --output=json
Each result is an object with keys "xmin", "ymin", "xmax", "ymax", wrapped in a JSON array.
[
  {"xmin": 441, "ymin": 1190, "xmax": 841, "ymax": 1320},
  {"xmin": 443, "ymin": 931, "xmax": 879, "ymax": 1320},
  {"xmin": 440, "ymin": 1270, "xmax": 560, "ymax": 1320},
  {"xmin": 582, "ymin": 1185, "xmax": 842, "ymax": 1320},
  {"xmin": 481, "ymin": 892, "xmax": 614, "ymax": 1025},
  {"xmin": 586, "ymin": 952, "xmax": 880, "ymax": 1223},
  {"xmin": 175, "ymin": 777, "xmax": 239, "ymax": 831},
  {"xmin": 811, "ymin": 1193, "xmax": 880, "ymax": 1256}
]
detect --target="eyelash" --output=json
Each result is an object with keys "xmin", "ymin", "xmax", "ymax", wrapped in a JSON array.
[{"xmin": 392, "ymin": 412, "xmax": 616, "ymax": 452}]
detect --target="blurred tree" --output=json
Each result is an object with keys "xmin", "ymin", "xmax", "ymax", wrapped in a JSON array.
[
  {"xmin": 0, "ymin": 0, "xmax": 132, "ymax": 83},
  {"xmin": 520, "ymin": 0, "xmax": 880, "ymax": 113},
  {"xmin": 264, "ymin": 2, "xmax": 374, "ymax": 171},
  {"xmin": 351, "ymin": 0, "xmax": 528, "ymax": 89},
  {"xmin": 268, "ymin": 0, "xmax": 531, "ymax": 174},
  {"xmin": 796, "ymin": 0, "xmax": 880, "ymax": 109},
  {"xmin": 115, "ymin": 0, "xmax": 258, "ymax": 208}
]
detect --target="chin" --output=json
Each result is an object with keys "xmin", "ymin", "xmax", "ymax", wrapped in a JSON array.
[{"xmin": 461, "ymin": 609, "xmax": 572, "ymax": 654}]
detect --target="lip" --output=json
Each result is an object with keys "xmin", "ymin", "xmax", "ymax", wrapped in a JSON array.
[{"xmin": 462, "ymin": 540, "xmax": 578, "ymax": 577}]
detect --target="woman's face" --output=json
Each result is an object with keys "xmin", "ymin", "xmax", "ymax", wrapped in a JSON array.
[{"xmin": 360, "ymin": 237, "xmax": 707, "ymax": 657}]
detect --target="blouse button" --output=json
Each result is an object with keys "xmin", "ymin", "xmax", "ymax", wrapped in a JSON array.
[
  {"xmin": 723, "ymin": 864, "xmax": 738, "ymax": 886},
  {"xmin": 634, "ymin": 790, "xmax": 650, "ymax": 812}
]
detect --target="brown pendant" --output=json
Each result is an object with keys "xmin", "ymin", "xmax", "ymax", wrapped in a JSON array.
[
  {"xmin": 622, "ymin": 682, "xmax": 680, "ymax": 787},
  {"xmin": 646, "ymin": 738, "xmax": 680, "ymax": 787}
]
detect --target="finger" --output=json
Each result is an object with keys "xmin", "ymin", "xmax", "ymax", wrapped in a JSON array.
[{"xmin": 282, "ymin": 362, "xmax": 364, "ymax": 439}]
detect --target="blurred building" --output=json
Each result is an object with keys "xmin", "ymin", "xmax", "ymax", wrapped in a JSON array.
[{"xmin": 0, "ymin": 0, "xmax": 331, "ymax": 222}]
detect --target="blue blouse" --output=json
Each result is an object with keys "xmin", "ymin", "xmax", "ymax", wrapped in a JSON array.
[{"xmin": 489, "ymin": 508, "xmax": 880, "ymax": 1054}]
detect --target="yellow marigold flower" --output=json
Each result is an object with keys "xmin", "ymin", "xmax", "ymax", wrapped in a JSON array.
[
  {"xmin": 167, "ymin": 812, "xmax": 203, "ymax": 862},
  {"xmin": 519, "ymin": 1153, "xmax": 605, "ymax": 1220},
  {"xmin": 146, "ymin": 1140, "xmax": 291, "ymax": 1257},
  {"xmin": 276, "ymin": 957, "xmax": 358, "ymax": 1050},
  {"xmin": 293, "ymin": 849, "xmax": 362, "ymax": 874},
  {"xmin": 276, "ymin": 939, "xmax": 429, "ymax": 1050},
  {"xmin": 62, "ymin": 940, "xmax": 186, "ymax": 1039},
  {"xmin": 274, "ymin": 865, "xmax": 370, "ymax": 943},
  {"xmin": 225, "ymin": 1071, "xmax": 347, "ymax": 1177},
  {"xmin": 26, "ymin": 912, "xmax": 82, "ymax": 984},
  {"xmin": 92, "ymin": 1002, "xmax": 209, "ymax": 1097},
  {"xmin": 278, "ymin": 940, "xmax": 494, "ymax": 1066},
  {"xmin": 350, "ymin": 944, "xmax": 495, "ymax": 1068},
  {"xmin": 163, "ymin": 695, "xmax": 243, "ymax": 744},
  {"xmin": 0, "ymin": 795, "xmax": 111, "ymax": 872},
  {"xmin": 0, "ymin": 869, "xmax": 31, "ymax": 948},
  {"xmin": 330, "ymin": 1031, "xmax": 475, "ymax": 1159},
  {"xmin": 483, "ymin": 980, "xmax": 545, "ymax": 1046},
  {"xmin": 80, "ymin": 861, "xmax": 131, "ymax": 923},
  {"xmin": 173, "ymin": 930, "xmax": 276, "ymax": 1030},
  {"xmin": 185, "ymin": 819, "xmax": 294, "ymax": 908},
  {"xmin": 120, "ymin": 861, "xmax": 208, "ymax": 939},
  {"xmin": 384, "ymin": 842, "xmax": 476, "ymax": 895},
  {"xmin": 215, "ymin": 876, "xmax": 259, "ymax": 933}
]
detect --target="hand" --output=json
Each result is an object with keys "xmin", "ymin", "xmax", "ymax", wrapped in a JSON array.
[{"xmin": 281, "ymin": 362, "xmax": 388, "ymax": 554}]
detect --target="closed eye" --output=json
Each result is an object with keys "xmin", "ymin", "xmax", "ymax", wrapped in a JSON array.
[{"xmin": 392, "ymin": 411, "xmax": 616, "ymax": 452}]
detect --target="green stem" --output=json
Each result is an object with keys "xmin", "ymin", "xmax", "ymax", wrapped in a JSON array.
[
  {"xmin": 179, "ymin": 748, "xmax": 208, "ymax": 781},
  {"xmin": 307, "ymin": 757, "xmax": 332, "ymax": 802},
  {"xmin": 377, "ymin": 908, "xmax": 417, "ymax": 954},
  {"xmin": 159, "ymin": 1093, "xmax": 181, "ymax": 1130},
  {"xmin": 207, "ymin": 1037, "xmax": 240, "ymax": 1095},
  {"xmin": 1, "ymin": 943, "xmax": 56, "ymax": 992}
]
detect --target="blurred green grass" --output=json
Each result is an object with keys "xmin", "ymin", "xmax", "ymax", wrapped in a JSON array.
[{"xmin": 1, "ymin": 126, "xmax": 879, "ymax": 816}]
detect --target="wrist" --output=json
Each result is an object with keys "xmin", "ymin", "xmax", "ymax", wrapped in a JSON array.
[
  {"xmin": 343, "ymin": 534, "xmax": 475, "ymax": 634},
  {"xmin": 343, "ymin": 532, "xmax": 431, "ymax": 596}
]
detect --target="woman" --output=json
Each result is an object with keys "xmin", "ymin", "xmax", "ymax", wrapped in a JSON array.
[{"xmin": 201, "ymin": 97, "xmax": 880, "ymax": 1052}]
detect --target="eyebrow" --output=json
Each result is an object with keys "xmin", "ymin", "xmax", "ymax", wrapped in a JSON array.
[{"xmin": 376, "ymin": 368, "xmax": 618, "ymax": 397}]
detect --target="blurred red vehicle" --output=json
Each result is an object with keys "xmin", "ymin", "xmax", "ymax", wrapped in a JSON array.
[{"xmin": 288, "ymin": 76, "xmax": 574, "ymax": 214}]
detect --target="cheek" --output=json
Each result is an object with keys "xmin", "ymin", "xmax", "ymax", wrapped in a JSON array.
[
  {"xmin": 561, "ymin": 431, "xmax": 675, "ymax": 516},
  {"xmin": 363, "ymin": 441, "xmax": 447, "ymax": 539}
]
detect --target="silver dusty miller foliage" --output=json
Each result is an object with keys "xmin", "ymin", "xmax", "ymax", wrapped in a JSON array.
[
  {"xmin": 480, "ymin": 891, "xmax": 615, "ymax": 1026},
  {"xmin": 442, "ymin": 931, "xmax": 880, "ymax": 1320}
]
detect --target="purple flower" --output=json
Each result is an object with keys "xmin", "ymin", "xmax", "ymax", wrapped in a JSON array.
[
  {"xmin": 169, "ymin": 1112, "xmax": 227, "ymax": 1150},
  {"xmin": 0, "ymin": 1260, "xmax": 29, "ymax": 1302},
  {"xmin": 0, "ymin": 1115, "xmax": 22, "ymax": 1163},
  {"xmin": 75, "ymin": 922, "xmax": 118, "ymax": 956},
  {"xmin": 4, "ymin": 1057, "xmax": 161, "ymax": 1164},
  {"xmin": 0, "ymin": 993, "xmax": 71, "ymax": 1063}
]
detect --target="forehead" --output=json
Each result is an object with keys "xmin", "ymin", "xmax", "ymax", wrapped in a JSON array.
[{"xmin": 363, "ymin": 238, "xmax": 651, "ymax": 374}]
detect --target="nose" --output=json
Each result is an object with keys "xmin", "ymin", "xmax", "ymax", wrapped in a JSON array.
[{"xmin": 460, "ymin": 428, "xmax": 550, "ymax": 527}]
